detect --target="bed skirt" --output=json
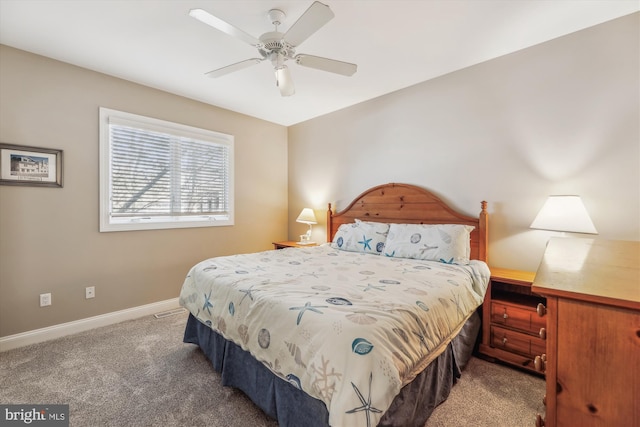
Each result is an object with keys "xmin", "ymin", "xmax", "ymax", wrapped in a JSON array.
[{"xmin": 183, "ymin": 311, "xmax": 480, "ymax": 427}]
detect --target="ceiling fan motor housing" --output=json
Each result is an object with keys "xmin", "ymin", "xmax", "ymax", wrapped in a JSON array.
[{"xmin": 259, "ymin": 31, "xmax": 295, "ymax": 59}]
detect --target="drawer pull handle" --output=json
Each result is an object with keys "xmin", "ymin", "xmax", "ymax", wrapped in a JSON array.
[
  {"xmin": 539, "ymin": 328, "xmax": 547, "ymax": 340},
  {"xmin": 503, "ymin": 312, "xmax": 509, "ymax": 319},
  {"xmin": 502, "ymin": 337, "xmax": 508, "ymax": 346},
  {"xmin": 537, "ymin": 303, "xmax": 547, "ymax": 317},
  {"xmin": 534, "ymin": 354, "xmax": 547, "ymax": 373}
]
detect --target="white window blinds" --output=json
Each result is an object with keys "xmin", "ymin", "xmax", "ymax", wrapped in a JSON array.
[{"xmin": 99, "ymin": 108, "xmax": 234, "ymax": 232}]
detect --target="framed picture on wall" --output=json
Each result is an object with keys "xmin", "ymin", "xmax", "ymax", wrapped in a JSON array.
[{"xmin": 0, "ymin": 143, "xmax": 63, "ymax": 187}]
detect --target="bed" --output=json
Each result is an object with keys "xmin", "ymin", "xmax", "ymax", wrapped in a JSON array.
[{"xmin": 180, "ymin": 183, "xmax": 489, "ymax": 426}]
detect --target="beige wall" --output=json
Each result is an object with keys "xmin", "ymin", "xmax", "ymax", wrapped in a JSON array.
[
  {"xmin": 288, "ymin": 13, "xmax": 640, "ymax": 272},
  {"xmin": 0, "ymin": 46, "xmax": 288, "ymax": 337}
]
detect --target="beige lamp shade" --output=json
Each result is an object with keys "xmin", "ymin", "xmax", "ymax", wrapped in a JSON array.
[
  {"xmin": 530, "ymin": 195, "xmax": 597, "ymax": 234},
  {"xmin": 296, "ymin": 208, "xmax": 317, "ymax": 224}
]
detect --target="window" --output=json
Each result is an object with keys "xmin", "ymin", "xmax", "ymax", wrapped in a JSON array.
[{"xmin": 99, "ymin": 108, "xmax": 234, "ymax": 232}]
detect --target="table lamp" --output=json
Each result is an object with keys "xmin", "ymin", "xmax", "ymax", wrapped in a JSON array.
[
  {"xmin": 530, "ymin": 195, "xmax": 597, "ymax": 234},
  {"xmin": 530, "ymin": 195, "xmax": 597, "ymax": 271},
  {"xmin": 296, "ymin": 208, "xmax": 317, "ymax": 244}
]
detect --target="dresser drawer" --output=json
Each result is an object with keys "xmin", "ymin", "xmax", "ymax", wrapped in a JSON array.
[
  {"xmin": 491, "ymin": 300, "xmax": 546, "ymax": 334},
  {"xmin": 490, "ymin": 325, "xmax": 546, "ymax": 358}
]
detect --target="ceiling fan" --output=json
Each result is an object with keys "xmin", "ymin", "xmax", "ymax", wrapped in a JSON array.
[{"xmin": 189, "ymin": 1, "xmax": 357, "ymax": 97}]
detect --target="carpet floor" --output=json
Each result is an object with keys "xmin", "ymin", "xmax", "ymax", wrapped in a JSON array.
[{"xmin": 0, "ymin": 311, "xmax": 545, "ymax": 426}]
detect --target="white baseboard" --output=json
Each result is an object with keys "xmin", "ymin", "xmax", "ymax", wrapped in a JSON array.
[{"xmin": 0, "ymin": 298, "xmax": 181, "ymax": 352}]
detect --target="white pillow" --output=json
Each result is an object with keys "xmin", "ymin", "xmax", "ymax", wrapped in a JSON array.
[
  {"xmin": 383, "ymin": 223, "xmax": 474, "ymax": 264},
  {"xmin": 331, "ymin": 219, "xmax": 389, "ymax": 255}
]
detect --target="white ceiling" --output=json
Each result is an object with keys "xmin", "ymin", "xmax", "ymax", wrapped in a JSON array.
[{"xmin": 1, "ymin": 1, "xmax": 638, "ymax": 126}]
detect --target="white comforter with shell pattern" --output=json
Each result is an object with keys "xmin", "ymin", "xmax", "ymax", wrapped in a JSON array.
[{"xmin": 179, "ymin": 244, "xmax": 490, "ymax": 427}]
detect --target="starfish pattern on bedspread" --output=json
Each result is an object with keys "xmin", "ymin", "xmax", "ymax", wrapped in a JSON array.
[
  {"xmin": 346, "ymin": 372, "xmax": 382, "ymax": 427},
  {"xmin": 202, "ymin": 290, "xmax": 213, "ymax": 315},
  {"xmin": 238, "ymin": 285, "xmax": 256, "ymax": 305},
  {"xmin": 289, "ymin": 301, "xmax": 328, "ymax": 325}
]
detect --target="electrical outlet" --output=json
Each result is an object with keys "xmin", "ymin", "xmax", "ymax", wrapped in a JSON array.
[
  {"xmin": 40, "ymin": 293, "xmax": 51, "ymax": 307},
  {"xmin": 85, "ymin": 286, "xmax": 95, "ymax": 299}
]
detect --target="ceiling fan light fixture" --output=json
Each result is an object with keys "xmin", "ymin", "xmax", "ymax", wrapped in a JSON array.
[{"xmin": 275, "ymin": 66, "xmax": 295, "ymax": 96}]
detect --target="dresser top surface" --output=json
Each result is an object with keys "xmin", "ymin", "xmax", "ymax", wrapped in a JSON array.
[{"xmin": 532, "ymin": 238, "xmax": 640, "ymax": 309}]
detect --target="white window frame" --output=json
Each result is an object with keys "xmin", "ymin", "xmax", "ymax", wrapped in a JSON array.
[{"xmin": 99, "ymin": 108, "xmax": 234, "ymax": 232}]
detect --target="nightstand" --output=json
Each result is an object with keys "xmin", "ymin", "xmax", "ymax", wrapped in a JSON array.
[
  {"xmin": 478, "ymin": 267, "xmax": 546, "ymax": 375},
  {"xmin": 272, "ymin": 241, "xmax": 318, "ymax": 250}
]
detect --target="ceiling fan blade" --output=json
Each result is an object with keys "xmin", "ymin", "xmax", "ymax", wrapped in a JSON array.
[
  {"xmin": 206, "ymin": 58, "xmax": 264, "ymax": 78},
  {"xmin": 189, "ymin": 9, "xmax": 262, "ymax": 47},
  {"xmin": 295, "ymin": 54, "xmax": 357, "ymax": 76},
  {"xmin": 275, "ymin": 66, "xmax": 295, "ymax": 96},
  {"xmin": 283, "ymin": 1, "xmax": 334, "ymax": 47}
]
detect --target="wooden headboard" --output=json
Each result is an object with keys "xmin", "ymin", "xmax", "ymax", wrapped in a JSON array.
[{"xmin": 326, "ymin": 183, "xmax": 488, "ymax": 262}]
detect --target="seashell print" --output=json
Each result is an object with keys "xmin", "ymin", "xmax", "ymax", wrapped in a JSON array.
[
  {"xmin": 379, "ymin": 279, "xmax": 400, "ymax": 285},
  {"xmin": 436, "ymin": 271, "xmax": 455, "ymax": 277},
  {"xmin": 235, "ymin": 270, "xmax": 248, "ymax": 274},
  {"xmin": 393, "ymin": 328, "xmax": 410, "ymax": 343},
  {"xmin": 258, "ymin": 328, "xmax": 270, "ymax": 348},
  {"xmin": 336, "ymin": 237, "xmax": 344, "ymax": 247},
  {"xmin": 447, "ymin": 279, "xmax": 459, "ymax": 286},
  {"xmin": 346, "ymin": 312, "xmax": 377, "ymax": 324},
  {"xmin": 416, "ymin": 301, "xmax": 430, "ymax": 312},
  {"xmin": 378, "ymin": 303, "xmax": 397, "ymax": 311},
  {"xmin": 183, "ymin": 292, "xmax": 198, "ymax": 304},
  {"xmin": 376, "ymin": 242, "xmax": 385, "ymax": 253},
  {"xmin": 285, "ymin": 341, "xmax": 307, "ymax": 368},
  {"xmin": 228, "ymin": 302, "xmax": 235, "ymax": 316},
  {"xmin": 326, "ymin": 297, "xmax": 352, "ymax": 306},
  {"xmin": 286, "ymin": 374, "xmax": 302, "ymax": 389},
  {"xmin": 238, "ymin": 324, "xmax": 249, "ymax": 345},
  {"xmin": 327, "ymin": 252, "xmax": 338, "ymax": 256},
  {"xmin": 347, "ymin": 292, "xmax": 364, "ymax": 300},
  {"xmin": 217, "ymin": 317, "xmax": 227, "ymax": 334},
  {"xmin": 359, "ymin": 270, "xmax": 375, "ymax": 275},
  {"xmin": 203, "ymin": 265, "xmax": 217, "ymax": 271},
  {"xmin": 405, "ymin": 287, "xmax": 428, "ymax": 295},
  {"xmin": 439, "ymin": 298, "xmax": 450, "ymax": 308},
  {"xmin": 413, "ymin": 265, "xmax": 431, "ymax": 270},
  {"xmin": 410, "ymin": 233, "xmax": 422, "ymax": 244},
  {"xmin": 438, "ymin": 229, "xmax": 452, "ymax": 244},
  {"xmin": 352, "ymin": 338, "xmax": 374, "ymax": 355},
  {"xmin": 289, "ymin": 261, "xmax": 301, "ymax": 265},
  {"xmin": 312, "ymin": 285, "xmax": 330, "ymax": 291}
]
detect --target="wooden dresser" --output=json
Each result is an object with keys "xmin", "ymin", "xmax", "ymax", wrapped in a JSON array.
[{"xmin": 531, "ymin": 238, "xmax": 640, "ymax": 427}]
